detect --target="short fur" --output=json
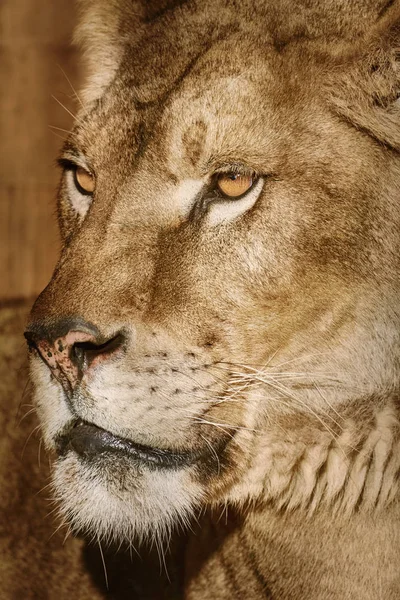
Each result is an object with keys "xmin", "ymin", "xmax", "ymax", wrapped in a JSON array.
[{"xmin": 20, "ymin": 0, "xmax": 400, "ymax": 597}]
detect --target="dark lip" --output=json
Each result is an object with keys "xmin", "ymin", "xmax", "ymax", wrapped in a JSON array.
[{"xmin": 55, "ymin": 419, "xmax": 197, "ymax": 469}]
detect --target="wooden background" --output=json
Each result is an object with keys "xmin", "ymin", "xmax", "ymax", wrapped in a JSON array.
[{"xmin": 0, "ymin": 0, "xmax": 81, "ymax": 301}]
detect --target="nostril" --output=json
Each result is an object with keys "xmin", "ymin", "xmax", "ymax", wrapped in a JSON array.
[
  {"xmin": 71, "ymin": 344, "xmax": 86, "ymax": 370},
  {"xmin": 72, "ymin": 332, "xmax": 126, "ymax": 368},
  {"xmin": 24, "ymin": 331, "xmax": 38, "ymax": 352}
]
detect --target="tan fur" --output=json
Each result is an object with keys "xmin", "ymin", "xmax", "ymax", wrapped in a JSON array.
[{"xmin": 5, "ymin": 0, "xmax": 400, "ymax": 598}]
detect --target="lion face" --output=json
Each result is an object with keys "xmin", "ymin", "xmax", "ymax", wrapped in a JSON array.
[{"xmin": 27, "ymin": 1, "xmax": 400, "ymax": 544}]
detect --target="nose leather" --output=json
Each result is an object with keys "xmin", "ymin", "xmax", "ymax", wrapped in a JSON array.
[
  {"xmin": 25, "ymin": 318, "xmax": 124, "ymax": 391},
  {"xmin": 36, "ymin": 330, "xmax": 97, "ymax": 390}
]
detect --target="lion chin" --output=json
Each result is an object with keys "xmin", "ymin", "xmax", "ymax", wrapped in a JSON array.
[
  {"xmin": 23, "ymin": 0, "xmax": 400, "ymax": 597},
  {"xmin": 51, "ymin": 450, "xmax": 201, "ymax": 545}
]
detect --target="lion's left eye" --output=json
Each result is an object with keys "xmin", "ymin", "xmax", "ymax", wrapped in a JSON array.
[
  {"xmin": 216, "ymin": 173, "xmax": 254, "ymax": 198},
  {"xmin": 74, "ymin": 166, "xmax": 95, "ymax": 195}
]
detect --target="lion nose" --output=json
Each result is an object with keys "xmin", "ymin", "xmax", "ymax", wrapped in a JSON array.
[{"xmin": 24, "ymin": 319, "xmax": 125, "ymax": 390}]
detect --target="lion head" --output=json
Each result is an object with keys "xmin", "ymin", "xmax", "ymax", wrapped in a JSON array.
[{"xmin": 26, "ymin": 0, "xmax": 400, "ymax": 553}]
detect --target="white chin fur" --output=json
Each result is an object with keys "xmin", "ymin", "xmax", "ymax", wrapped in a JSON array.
[{"xmin": 52, "ymin": 452, "xmax": 203, "ymax": 545}]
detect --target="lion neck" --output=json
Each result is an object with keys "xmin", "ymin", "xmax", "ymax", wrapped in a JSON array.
[
  {"xmin": 184, "ymin": 396, "xmax": 400, "ymax": 599},
  {"xmin": 224, "ymin": 392, "xmax": 400, "ymax": 516}
]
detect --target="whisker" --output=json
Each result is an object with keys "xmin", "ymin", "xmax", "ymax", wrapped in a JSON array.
[
  {"xmin": 98, "ymin": 537, "xmax": 109, "ymax": 591},
  {"xmin": 312, "ymin": 380, "xmax": 345, "ymax": 422},
  {"xmin": 17, "ymin": 407, "xmax": 37, "ymax": 426},
  {"xmin": 62, "ymin": 525, "xmax": 73, "ymax": 546},
  {"xmin": 51, "ymin": 94, "xmax": 81, "ymax": 123},
  {"xmin": 267, "ymin": 375, "xmax": 345, "ymax": 433},
  {"xmin": 49, "ymin": 130, "xmax": 68, "ymax": 141},
  {"xmin": 57, "ymin": 64, "xmax": 85, "ymax": 110},
  {"xmin": 45, "ymin": 504, "xmax": 62, "ymax": 520},
  {"xmin": 272, "ymin": 351, "xmax": 333, "ymax": 370},
  {"xmin": 47, "ymin": 519, "xmax": 68, "ymax": 541},
  {"xmin": 189, "ymin": 415, "xmax": 257, "ymax": 434},
  {"xmin": 255, "ymin": 377, "xmax": 360, "ymax": 457},
  {"xmin": 38, "ymin": 437, "xmax": 43, "ymax": 469},
  {"xmin": 36, "ymin": 481, "xmax": 54, "ymax": 497},
  {"xmin": 219, "ymin": 362, "xmax": 337, "ymax": 383},
  {"xmin": 15, "ymin": 378, "xmax": 32, "ymax": 421},
  {"xmin": 216, "ymin": 365, "xmax": 345, "ymax": 436},
  {"xmin": 21, "ymin": 425, "xmax": 41, "ymax": 459},
  {"xmin": 49, "ymin": 124, "xmax": 71, "ymax": 135},
  {"xmin": 217, "ymin": 501, "xmax": 229, "ymax": 525},
  {"xmin": 200, "ymin": 434, "xmax": 221, "ymax": 475},
  {"xmin": 154, "ymin": 533, "xmax": 170, "ymax": 581},
  {"xmin": 253, "ymin": 375, "xmax": 341, "ymax": 438}
]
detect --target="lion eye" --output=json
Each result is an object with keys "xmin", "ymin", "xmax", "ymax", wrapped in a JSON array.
[
  {"xmin": 216, "ymin": 173, "xmax": 254, "ymax": 198},
  {"xmin": 74, "ymin": 166, "xmax": 95, "ymax": 195}
]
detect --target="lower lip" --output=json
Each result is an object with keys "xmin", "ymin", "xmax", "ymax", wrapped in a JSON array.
[{"xmin": 56, "ymin": 420, "xmax": 196, "ymax": 470}]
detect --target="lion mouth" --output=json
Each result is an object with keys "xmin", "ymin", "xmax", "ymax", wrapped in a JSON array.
[{"xmin": 56, "ymin": 419, "xmax": 197, "ymax": 469}]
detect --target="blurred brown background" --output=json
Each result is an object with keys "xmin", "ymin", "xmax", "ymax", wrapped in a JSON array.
[{"xmin": 0, "ymin": 1, "xmax": 82, "ymax": 301}]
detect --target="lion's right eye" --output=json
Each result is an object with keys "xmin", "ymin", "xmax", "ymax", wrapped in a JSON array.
[
  {"xmin": 73, "ymin": 167, "xmax": 95, "ymax": 195},
  {"xmin": 216, "ymin": 173, "xmax": 254, "ymax": 198}
]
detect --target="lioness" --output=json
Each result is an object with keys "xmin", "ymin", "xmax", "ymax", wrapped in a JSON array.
[{"xmin": 19, "ymin": 0, "xmax": 400, "ymax": 597}]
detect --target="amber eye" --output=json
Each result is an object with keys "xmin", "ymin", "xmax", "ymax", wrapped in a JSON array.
[
  {"xmin": 74, "ymin": 166, "xmax": 95, "ymax": 195},
  {"xmin": 216, "ymin": 173, "xmax": 254, "ymax": 198}
]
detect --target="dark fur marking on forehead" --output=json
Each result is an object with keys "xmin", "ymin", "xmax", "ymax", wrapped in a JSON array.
[
  {"xmin": 127, "ymin": 47, "xmax": 213, "ymax": 111},
  {"xmin": 120, "ymin": 22, "xmax": 239, "ymax": 108},
  {"xmin": 378, "ymin": 0, "xmax": 397, "ymax": 19},
  {"xmin": 143, "ymin": 0, "xmax": 191, "ymax": 23}
]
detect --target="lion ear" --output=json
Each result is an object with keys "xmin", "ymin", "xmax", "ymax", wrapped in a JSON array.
[
  {"xmin": 331, "ymin": 1, "xmax": 400, "ymax": 151},
  {"xmin": 74, "ymin": 0, "xmax": 144, "ymax": 105}
]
